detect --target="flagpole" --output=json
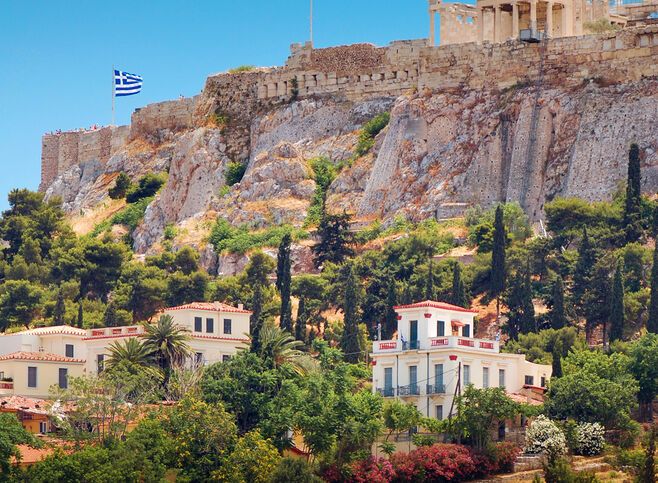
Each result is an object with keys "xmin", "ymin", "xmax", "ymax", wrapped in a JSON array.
[
  {"xmin": 111, "ymin": 66, "xmax": 115, "ymax": 127},
  {"xmin": 310, "ymin": 0, "xmax": 313, "ymax": 45}
]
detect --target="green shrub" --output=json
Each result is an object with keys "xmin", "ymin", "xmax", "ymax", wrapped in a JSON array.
[
  {"xmin": 90, "ymin": 196, "xmax": 154, "ymax": 237},
  {"xmin": 354, "ymin": 112, "xmax": 390, "ymax": 157},
  {"xmin": 126, "ymin": 173, "xmax": 167, "ymax": 203},
  {"xmin": 305, "ymin": 157, "xmax": 338, "ymax": 226},
  {"xmin": 108, "ymin": 172, "xmax": 133, "ymax": 200},
  {"xmin": 228, "ymin": 65, "xmax": 256, "ymax": 73},
  {"xmin": 543, "ymin": 456, "xmax": 599, "ymax": 483},
  {"xmin": 163, "ymin": 224, "xmax": 177, "ymax": 241},
  {"xmin": 611, "ymin": 448, "xmax": 644, "ymax": 476},
  {"xmin": 209, "ymin": 112, "xmax": 229, "ymax": 130},
  {"xmin": 225, "ymin": 161, "xmax": 247, "ymax": 186},
  {"xmin": 209, "ymin": 219, "xmax": 308, "ymax": 254}
]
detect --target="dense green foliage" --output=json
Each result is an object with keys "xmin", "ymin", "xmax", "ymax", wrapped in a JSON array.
[
  {"xmin": 225, "ymin": 160, "xmax": 247, "ymax": 186},
  {"xmin": 209, "ymin": 218, "xmax": 308, "ymax": 254},
  {"xmin": 125, "ymin": 173, "xmax": 167, "ymax": 203}
]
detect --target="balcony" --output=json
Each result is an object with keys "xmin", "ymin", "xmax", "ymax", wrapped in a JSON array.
[
  {"xmin": 87, "ymin": 326, "xmax": 144, "ymax": 338},
  {"xmin": 376, "ymin": 387, "xmax": 395, "ymax": 397},
  {"xmin": 0, "ymin": 381, "xmax": 14, "ymax": 394},
  {"xmin": 398, "ymin": 384, "xmax": 421, "ymax": 396},
  {"xmin": 426, "ymin": 384, "xmax": 446, "ymax": 395},
  {"xmin": 373, "ymin": 336, "xmax": 499, "ymax": 354}
]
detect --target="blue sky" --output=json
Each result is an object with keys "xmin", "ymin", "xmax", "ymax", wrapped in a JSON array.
[{"xmin": 0, "ymin": 1, "xmax": 438, "ymax": 210}]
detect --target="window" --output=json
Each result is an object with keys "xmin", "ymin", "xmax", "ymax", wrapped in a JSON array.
[
  {"xmin": 224, "ymin": 319, "xmax": 232, "ymax": 335},
  {"xmin": 409, "ymin": 365, "xmax": 417, "ymax": 392},
  {"xmin": 39, "ymin": 422, "xmax": 47, "ymax": 434},
  {"xmin": 525, "ymin": 375, "xmax": 535, "ymax": 386},
  {"xmin": 541, "ymin": 376, "xmax": 546, "ymax": 388},
  {"xmin": 27, "ymin": 367, "xmax": 37, "ymax": 388},
  {"xmin": 206, "ymin": 318, "xmax": 214, "ymax": 333},
  {"xmin": 437, "ymin": 321, "xmax": 445, "ymax": 337},
  {"xmin": 58, "ymin": 368, "xmax": 68, "ymax": 389},
  {"xmin": 434, "ymin": 364, "xmax": 444, "ymax": 392},
  {"xmin": 194, "ymin": 317, "xmax": 202, "ymax": 332},
  {"xmin": 65, "ymin": 344, "xmax": 74, "ymax": 358},
  {"xmin": 462, "ymin": 324, "xmax": 470, "ymax": 337},
  {"xmin": 499, "ymin": 369, "xmax": 506, "ymax": 388},
  {"xmin": 463, "ymin": 365, "xmax": 470, "ymax": 386},
  {"xmin": 222, "ymin": 355, "xmax": 231, "ymax": 362},
  {"xmin": 97, "ymin": 354, "xmax": 105, "ymax": 373},
  {"xmin": 483, "ymin": 367, "xmax": 490, "ymax": 388},
  {"xmin": 435, "ymin": 405, "xmax": 443, "ymax": 420},
  {"xmin": 195, "ymin": 352, "xmax": 204, "ymax": 365}
]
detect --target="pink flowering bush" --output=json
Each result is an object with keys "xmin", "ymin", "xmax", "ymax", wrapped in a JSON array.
[
  {"xmin": 350, "ymin": 456, "xmax": 395, "ymax": 483},
  {"xmin": 391, "ymin": 444, "xmax": 477, "ymax": 481}
]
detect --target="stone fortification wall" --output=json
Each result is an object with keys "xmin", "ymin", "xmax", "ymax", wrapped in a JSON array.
[
  {"xmin": 40, "ymin": 97, "xmax": 196, "ymax": 192},
  {"xmin": 39, "ymin": 126, "xmax": 129, "ymax": 191},
  {"xmin": 252, "ymin": 25, "xmax": 658, "ymax": 102}
]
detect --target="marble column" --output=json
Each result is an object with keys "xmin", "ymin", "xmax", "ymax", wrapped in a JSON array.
[
  {"xmin": 477, "ymin": 7, "xmax": 485, "ymax": 42},
  {"xmin": 546, "ymin": 1, "xmax": 554, "ymax": 37},
  {"xmin": 530, "ymin": 0, "xmax": 538, "ymax": 34},
  {"xmin": 429, "ymin": 10, "xmax": 436, "ymax": 46},
  {"xmin": 512, "ymin": 2, "xmax": 519, "ymax": 39},
  {"xmin": 494, "ymin": 5, "xmax": 502, "ymax": 42}
]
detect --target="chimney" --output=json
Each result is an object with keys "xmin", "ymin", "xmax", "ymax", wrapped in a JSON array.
[
  {"xmin": 213, "ymin": 301, "xmax": 220, "ymax": 310},
  {"xmin": 238, "ymin": 303, "xmax": 244, "ymax": 310}
]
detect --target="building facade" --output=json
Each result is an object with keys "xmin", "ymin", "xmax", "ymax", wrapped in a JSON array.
[
  {"xmin": 0, "ymin": 301, "xmax": 251, "ymax": 398},
  {"xmin": 371, "ymin": 301, "xmax": 551, "ymax": 423}
]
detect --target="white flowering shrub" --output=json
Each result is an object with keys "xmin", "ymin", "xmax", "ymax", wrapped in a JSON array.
[
  {"xmin": 524, "ymin": 415, "xmax": 568, "ymax": 457},
  {"xmin": 573, "ymin": 422, "xmax": 605, "ymax": 456}
]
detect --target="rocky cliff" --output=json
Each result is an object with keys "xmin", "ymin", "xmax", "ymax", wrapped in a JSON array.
[{"xmin": 41, "ymin": 27, "xmax": 658, "ymax": 271}]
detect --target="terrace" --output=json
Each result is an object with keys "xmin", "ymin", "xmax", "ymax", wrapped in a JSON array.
[
  {"xmin": 86, "ymin": 326, "xmax": 144, "ymax": 339},
  {"xmin": 372, "ymin": 335, "xmax": 499, "ymax": 354}
]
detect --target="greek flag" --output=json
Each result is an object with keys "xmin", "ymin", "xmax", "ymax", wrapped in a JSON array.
[{"xmin": 114, "ymin": 69, "xmax": 143, "ymax": 97}]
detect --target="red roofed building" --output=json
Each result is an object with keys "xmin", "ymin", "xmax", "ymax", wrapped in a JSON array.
[
  {"xmin": 371, "ymin": 300, "xmax": 551, "ymax": 438},
  {"xmin": 0, "ymin": 301, "xmax": 251, "ymax": 397}
]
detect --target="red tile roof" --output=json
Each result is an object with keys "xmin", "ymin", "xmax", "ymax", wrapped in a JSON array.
[
  {"xmin": 394, "ymin": 300, "xmax": 478, "ymax": 314},
  {"xmin": 13, "ymin": 444, "xmax": 55, "ymax": 465},
  {"xmin": 165, "ymin": 301, "xmax": 252, "ymax": 314},
  {"xmin": 192, "ymin": 334, "xmax": 250, "ymax": 343},
  {"xmin": 0, "ymin": 396, "xmax": 50, "ymax": 414},
  {"xmin": 0, "ymin": 351, "xmax": 85, "ymax": 363},
  {"xmin": 2, "ymin": 325, "xmax": 87, "ymax": 337}
]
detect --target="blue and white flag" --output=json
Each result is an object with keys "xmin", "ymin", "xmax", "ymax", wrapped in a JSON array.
[{"xmin": 114, "ymin": 69, "xmax": 143, "ymax": 97}]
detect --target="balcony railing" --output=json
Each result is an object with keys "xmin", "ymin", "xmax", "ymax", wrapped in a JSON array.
[
  {"xmin": 376, "ymin": 387, "xmax": 395, "ymax": 397},
  {"xmin": 88, "ymin": 326, "xmax": 144, "ymax": 338},
  {"xmin": 398, "ymin": 384, "xmax": 421, "ymax": 396},
  {"xmin": 0, "ymin": 381, "xmax": 14, "ymax": 390},
  {"xmin": 373, "ymin": 336, "xmax": 499, "ymax": 354},
  {"xmin": 426, "ymin": 384, "xmax": 446, "ymax": 395}
]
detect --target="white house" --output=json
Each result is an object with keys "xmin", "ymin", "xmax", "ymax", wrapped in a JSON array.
[
  {"xmin": 0, "ymin": 301, "xmax": 251, "ymax": 398},
  {"xmin": 371, "ymin": 300, "xmax": 551, "ymax": 422}
]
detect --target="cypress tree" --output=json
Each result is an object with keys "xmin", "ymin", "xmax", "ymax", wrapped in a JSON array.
[
  {"xmin": 609, "ymin": 259, "xmax": 625, "ymax": 343},
  {"xmin": 624, "ymin": 143, "xmax": 642, "ymax": 243},
  {"xmin": 551, "ymin": 341, "xmax": 563, "ymax": 379},
  {"xmin": 573, "ymin": 228, "xmax": 596, "ymax": 314},
  {"xmin": 341, "ymin": 264, "xmax": 362, "ymax": 363},
  {"xmin": 276, "ymin": 233, "xmax": 293, "ymax": 333},
  {"xmin": 53, "ymin": 289, "xmax": 65, "ymax": 326},
  {"xmin": 550, "ymin": 276, "xmax": 568, "ymax": 330},
  {"xmin": 491, "ymin": 205, "xmax": 506, "ymax": 316},
  {"xmin": 295, "ymin": 296, "xmax": 308, "ymax": 343},
  {"xmin": 450, "ymin": 262, "xmax": 468, "ymax": 308},
  {"xmin": 521, "ymin": 262, "xmax": 536, "ymax": 334},
  {"xmin": 77, "ymin": 300, "xmax": 84, "ymax": 329},
  {"xmin": 250, "ymin": 284, "xmax": 264, "ymax": 352},
  {"xmin": 425, "ymin": 260, "xmax": 435, "ymax": 300},
  {"xmin": 648, "ymin": 212, "xmax": 658, "ymax": 333},
  {"xmin": 504, "ymin": 263, "xmax": 535, "ymax": 339},
  {"xmin": 383, "ymin": 278, "xmax": 398, "ymax": 340},
  {"xmin": 103, "ymin": 301, "xmax": 118, "ymax": 328}
]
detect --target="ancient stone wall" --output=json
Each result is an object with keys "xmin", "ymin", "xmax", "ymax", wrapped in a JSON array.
[{"xmin": 130, "ymin": 97, "xmax": 197, "ymax": 140}]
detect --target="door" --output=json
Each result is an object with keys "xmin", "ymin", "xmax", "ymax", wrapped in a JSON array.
[
  {"xmin": 410, "ymin": 320, "xmax": 418, "ymax": 349},
  {"xmin": 384, "ymin": 367, "xmax": 393, "ymax": 397},
  {"xmin": 409, "ymin": 365, "xmax": 418, "ymax": 394}
]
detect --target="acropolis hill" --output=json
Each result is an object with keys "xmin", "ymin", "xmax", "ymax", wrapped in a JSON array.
[{"xmin": 40, "ymin": 3, "xmax": 658, "ymax": 273}]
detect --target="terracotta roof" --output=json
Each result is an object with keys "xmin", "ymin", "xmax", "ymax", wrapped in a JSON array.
[
  {"xmin": 0, "ymin": 396, "xmax": 50, "ymax": 414},
  {"xmin": 1, "ymin": 325, "xmax": 87, "ymax": 337},
  {"xmin": 192, "ymin": 334, "xmax": 250, "ymax": 343},
  {"xmin": 13, "ymin": 444, "xmax": 55, "ymax": 465},
  {"xmin": 507, "ymin": 392, "xmax": 544, "ymax": 406},
  {"xmin": 165, "ymin": 301, "xmax": 252, "ymax": 314},
  {"xmin": 0, "ymin": 351, "xmax": 85, "ymax": 363},
  {"xmin": 394, "ymin": 300, "xmax": 478, "ymax": 314}
]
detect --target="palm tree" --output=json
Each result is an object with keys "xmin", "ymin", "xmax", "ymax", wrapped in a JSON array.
[
  {"xmin": 105, "ymin": 337, "xmax": 153, "ymax": 371},
  {"xmin": 142, "ymin": 314, "xmax": 192, "ymax": 382},
  {"xmin": 256, "ymin": 323, "xmax": 315, "ymax": 375}
]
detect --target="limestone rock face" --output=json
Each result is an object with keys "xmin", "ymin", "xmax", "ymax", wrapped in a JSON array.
[{"xmin": 133, "ymin": 128, "xmax": 229, "ymax": 253}]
